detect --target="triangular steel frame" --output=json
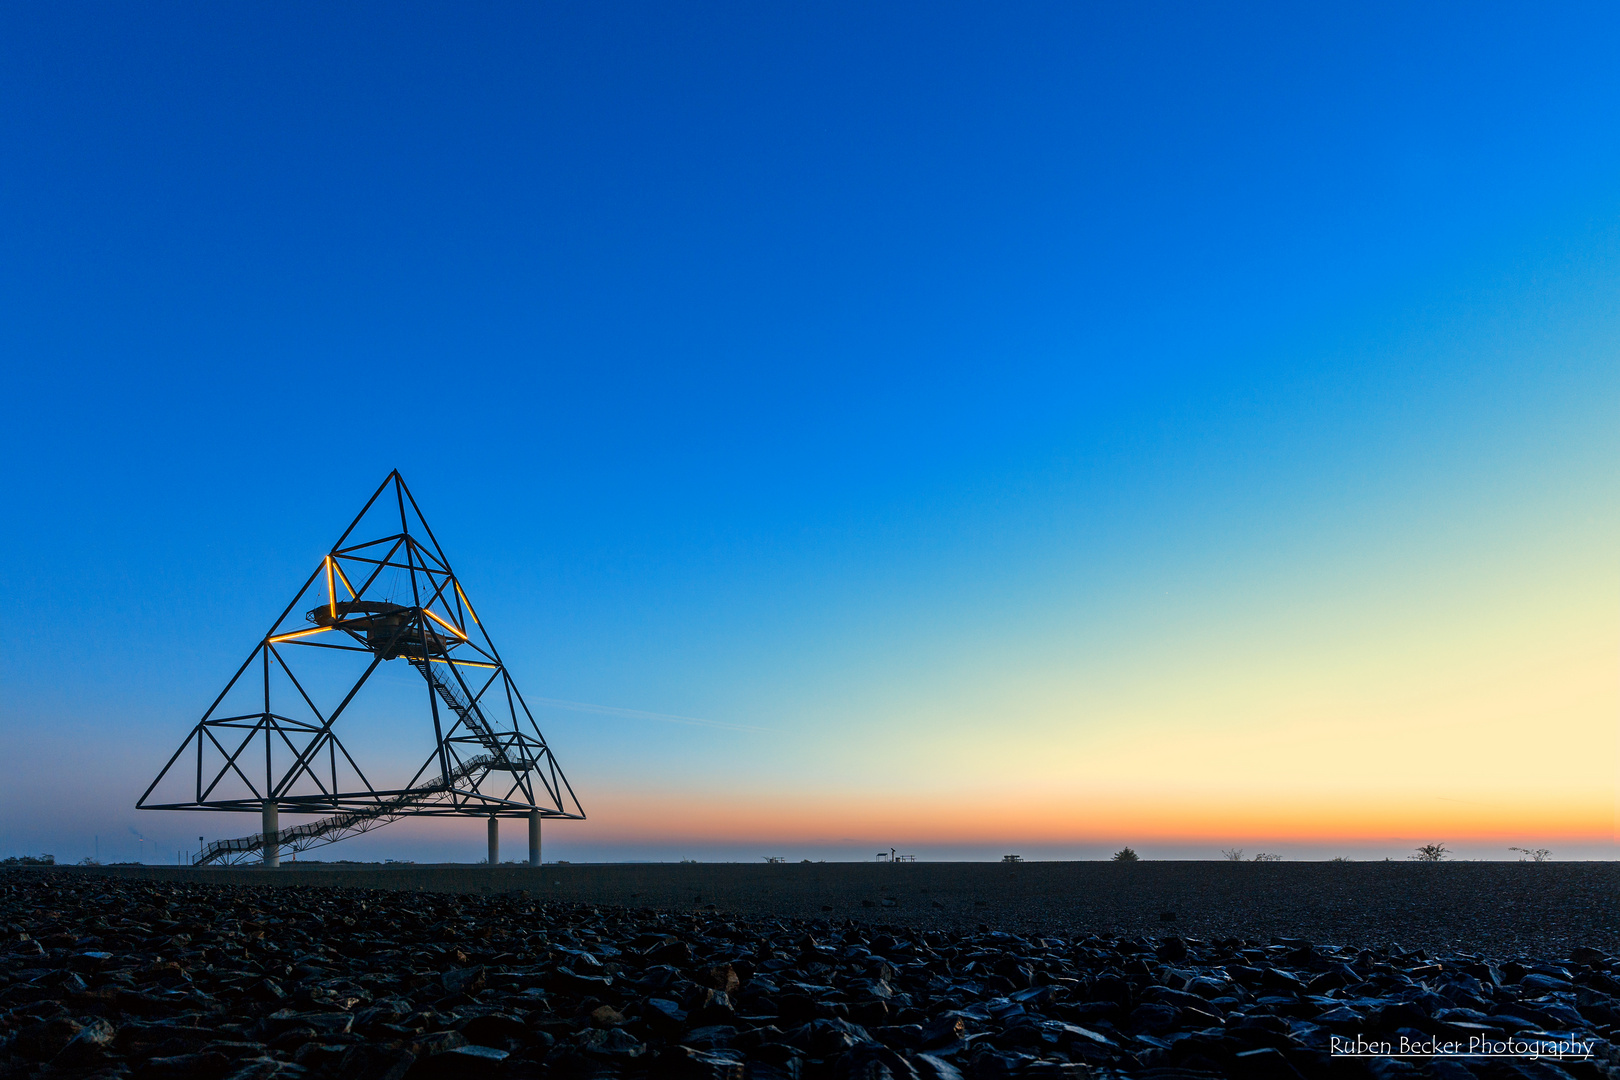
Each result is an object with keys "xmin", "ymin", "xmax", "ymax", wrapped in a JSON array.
[{"xmin": 139, "ymin": 471, "xmax": 584, "ymax": 862}]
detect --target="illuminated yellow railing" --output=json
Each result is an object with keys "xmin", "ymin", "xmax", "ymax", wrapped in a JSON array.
[
  {"xmin": 268, "ymin": 626, "xmax": 331, "ymax": 644},
  {"xmin": 422, "ymin": 607, "xmax": 467, "ymax": 640}
]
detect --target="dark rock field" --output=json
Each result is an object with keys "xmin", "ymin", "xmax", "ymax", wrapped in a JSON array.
[{"xmin": 3, "ymin": 867, "xmax": 1618, "ymax": 1079}]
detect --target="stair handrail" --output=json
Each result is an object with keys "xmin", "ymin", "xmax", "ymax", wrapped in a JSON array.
[{"xmin": 193, "ymin": 753, "xmax": 496, "ymax": 865}]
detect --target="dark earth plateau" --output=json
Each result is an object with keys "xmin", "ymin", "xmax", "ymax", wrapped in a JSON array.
[{"xmin": 2, "ymin": 863, "xmax": 1617, "ymax": 1080}]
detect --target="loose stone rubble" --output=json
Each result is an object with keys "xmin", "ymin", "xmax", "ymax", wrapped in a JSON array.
[{"xmin": 2, "ymin": 871, "xmax": 1617, "ymax": 1079}]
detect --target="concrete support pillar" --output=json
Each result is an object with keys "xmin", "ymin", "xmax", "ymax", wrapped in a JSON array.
[
  {"xmin": 528, "ymin": 810, "xmax": 542, "ymax": 866},
  {"xmin": 261, "ymin": 800, "xmax": 279, "ymax": 868},
  {"xmin": 488, "ymin": 814, "xmax": 499, "ymax": 866}
]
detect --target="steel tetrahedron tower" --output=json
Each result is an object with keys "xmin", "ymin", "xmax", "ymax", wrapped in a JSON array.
[{"xmin": 140, "ymin": 471, "xmax": 584, "ymax": 865}]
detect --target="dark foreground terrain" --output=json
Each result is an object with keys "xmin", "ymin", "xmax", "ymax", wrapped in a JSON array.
[
  {"xmin": 3, "ymin": 865, "xmax": 1618, "ymax": 1080},
  {"xmin": 75, "ymin": 860, "xmax": 1620, "ymax": 959}
]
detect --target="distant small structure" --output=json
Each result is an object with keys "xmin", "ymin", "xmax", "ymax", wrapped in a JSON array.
[
  {"xmin": 763, "ymin": 856, "xmax": 786, "ymax": 863},
  {"xmin": 1002, "ymin": 854, "xmax": 1023, "ymax": 863},
  {"xmin": 876, "ymin": 848, "xmax": 916, "ymax": 863}
]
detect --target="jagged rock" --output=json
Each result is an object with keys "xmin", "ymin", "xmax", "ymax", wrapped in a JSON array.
[
  {"xmin": 442, "ymin": 964, "xmax": 487, "ymax": 996},
  {"xmin": 292, "ymin": 1042, "xmax": 350, "ymax": 1070},
  {"xmin": 646, "ymin": 938, "xmax": 696, "ymax": 966},
  {"xmin": 138, "ymin": 1051, "xmax": 233, "ymax": 1080},
  {"xmin": 842, "ymin": 1042, "xmax": 919, "ymax": 1080},
  {"xmin": 338, "ymin": 1044, "xmax": 417, "ymax": 1080},
  {"xmin": 590, "ymin": 1003, "xmax": 626, "ymax": 1027},
  {"xmin": 685, "ymin": 1024, "xmax": 742, "ymax": 1048},
  {"xmin": 910, "ymin": 1053, "xmax": 964, "ymax": 1080},
  {"xmin": 576, "ymin": 1025, "xmax": 646, "ymax": 1057},
  {"xmin": 655, "ymin": 1044, "xmax": 746, "ymax": 1080},
  {"xmin": 221, "ymin": 1056, "xmax": 309, "ymax": 1079},
  {"xmin": 786, "ymin": 1018, "xmax": 875, "ymax": 1056},
  {"xmin": 691, "ymin": 988, "xmax": 740, "ymax": 1025},
  {"xmin": 414, "ymin": 1043, "xmax": 511, "ymax": 1076},
  {"xmin": 461, "ymin": 1011, "xmax": 529, "ymax": 1046},
  {"xmin": 54, "ymin": 1017, "xmax": 117, "ymax": 1064},
  {"xmin": 15, "ymin": 1016, "xmax": 86, "ymax": 1057},
  {"xmin": 644, "ymin": 995, "xmax": 690, "ymax": 1035}
]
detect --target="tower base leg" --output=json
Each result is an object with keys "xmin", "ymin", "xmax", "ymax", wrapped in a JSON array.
[
  {"xmin": 488, "ymin": 814, "xmax": 499, "ymax": 865},
  {"xmin": 262, "ymin": 801, "xmax": 279, "ymax": 868},
  {"xmin": 528, "ymin": 810, "xmax": 541, "ymax": 866}
]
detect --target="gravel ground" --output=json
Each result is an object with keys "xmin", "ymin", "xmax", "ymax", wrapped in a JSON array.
[
  {"xmin": 2, "ymin": 865, "xmax": 1618, "ymax": 1079},
  {"xmin": 61, "ymin": 862, "xmax": 1620, "ymax": 959}
]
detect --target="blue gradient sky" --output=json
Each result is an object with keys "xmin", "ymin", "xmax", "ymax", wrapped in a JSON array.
[{"xmin": 2, "ymin": 3, "xmax": 1617, "ymax": 863}]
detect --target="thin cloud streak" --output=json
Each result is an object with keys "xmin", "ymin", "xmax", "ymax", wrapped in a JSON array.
[{"xmin": 530, "ymin": 697, "xmax": 766, "ymax": 733}]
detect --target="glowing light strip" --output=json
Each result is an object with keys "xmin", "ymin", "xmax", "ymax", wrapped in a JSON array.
[
  {"xmin": 454, "ymin": 581, "xmax": 480, "ymax": 626},
  {"xmin": 325, "ymin": 557, "xmax": 336, "ymax": 621},
  {"xmin": 427, "ymin": 657, "xmax": 499, "ymax": 670},
  {"xmin": 268, "ymin": 627, "xmax": 331, "ymax": 644},
  {"xmin": 332, "ymin": 561, "xmax": 357, "ymax": 598},
  {"xmin": 422, "ymin": 607, "xmax": 468, "ymax": 640}
]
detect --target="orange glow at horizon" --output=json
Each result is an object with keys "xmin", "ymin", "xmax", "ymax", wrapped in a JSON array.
[{"xmin": 560, "ymin": 784, "xmax": 1612, "ymax": 847}]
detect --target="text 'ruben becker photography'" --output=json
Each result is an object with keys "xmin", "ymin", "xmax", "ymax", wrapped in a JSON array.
[{"xmin": 1332, "ymin": 1034, "xmax": 1597, "ymax": 1061}]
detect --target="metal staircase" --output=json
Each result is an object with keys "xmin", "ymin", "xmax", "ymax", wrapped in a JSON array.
[
  {"xmin": 193, "ymin": 754, "xmax": 497, "ymax": 865},
  {"xmin": 406, "ymin": 655, "xmax": 518, "ymax": 767}
]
